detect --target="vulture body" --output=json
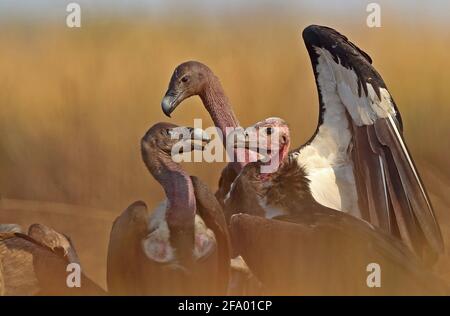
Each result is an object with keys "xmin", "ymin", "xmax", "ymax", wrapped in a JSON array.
[
  {"xmin": 0, "ymin": 224, "xmax": 105, "ymax": 296},
  {"xmin": 107, "ymin": 123, "xmax": 230, "ymax": 295},
  {"xmin": 227, "ymin": 117, "xmax": 447, "ymax": 295},
  {"xmin": 161, "ymin": 61, "xmax": 250, "ymax": 206},
  {"xmin": 231, "ymin": 213, "xmax": 448, "ymax": 295}
]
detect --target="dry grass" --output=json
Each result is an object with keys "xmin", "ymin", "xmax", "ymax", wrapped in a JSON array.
[{"xmin": 0, "ymin": 14, "xmax": 449, "ymax": 288}]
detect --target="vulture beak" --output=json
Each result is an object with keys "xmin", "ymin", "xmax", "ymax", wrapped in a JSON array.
[
  {"xmin": 233, "ymin": 131, "xmax": 253, "ymax": 150},
  {"xmin": 161, "ymin": 93, "xmax": 179, "ymax": 118},
  {"xmin": 162, "ymin": 83, "xmax": 190, "ymax": 118},
  {"xmin": 233, "ymin": 129, "xmax": 274, "ymax": 161},
  {"xmin": 232, "ymin": 131, "xmax": 263, "ymax": 161},
  {"xmin": 188, "ymin": 127, "xmax": 211, "ymax": 151}
]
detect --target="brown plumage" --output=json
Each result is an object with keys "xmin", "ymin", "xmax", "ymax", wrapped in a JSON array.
[
  {"xmin": 231, "ymin": 213, "xmax": 449, "ymax": 295},
  {"xmin": 226, "ymin": 118, "xmax": 447, "ymax": 295},
  {"xmin": 0, "ymin": 227, "xmax": 106, "ymax": 296},
  {"xmin": 225, "ymin": 158, "xmax": 318, "ymax": 223},
  {"xmin": 107, "ymin": 123, "xmax": 230, "ymax": 295}
]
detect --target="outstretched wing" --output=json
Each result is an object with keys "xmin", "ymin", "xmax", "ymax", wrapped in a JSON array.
[{"xmin": 299, "ymin": 25, "xmax": 443, "ymax": 256}]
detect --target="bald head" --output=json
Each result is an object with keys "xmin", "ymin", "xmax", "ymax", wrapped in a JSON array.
[
  {"xmin": 234, "ymin": 117, "xmax": 291, "ymax": 171},
  {"xmin": 240, "ymin": 117, "xmax": 290, "ymax": 151},
  {"xmin": 140, "ymin": 122, "xmax": 211, "ymax": 182},
  {"xmin": 161, "ymin": 61, "xmax": 214, "ymax": 117}
]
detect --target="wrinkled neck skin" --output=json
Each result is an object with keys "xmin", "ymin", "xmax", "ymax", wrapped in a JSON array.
[
  {"xmin": 200, "ymin": 73, "xmax": 239, "ymax": 139},
  {"xmin": 145, "ymin": 149, "xmax": 196, "ymax": 230},
  {"xmin": 199, "ymin": 73, "xmax": 248, "ymax": 172},
  {"xmin": 259, "ymin": 141, "xmax": 291, "ymax": 181}
]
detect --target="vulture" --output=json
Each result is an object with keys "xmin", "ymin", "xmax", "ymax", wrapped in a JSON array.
[
  {"xmin": 0, "ymin": 223, "xmax": 105, "ymax": 296},
  {"xmin": 161, "ymin": 67, "xmax": 264, "ymax": 294},
  {"xmin": 226, "ymin": 118, "xmax": 448, "ymax": 295},
  {"xmin": 161, "ymin": 25, "xmax": 444, "ymax": 262},
  {"xmin": 107, "ymin": 122, "xmax": 231, "ymax": 295},
  {"xmin": 161, "ymin": 61, "xmax": 250, "ymax": 205},
  {"xmin": 224, "ymin": 118, "xmax": 303, "ymax": 222}
]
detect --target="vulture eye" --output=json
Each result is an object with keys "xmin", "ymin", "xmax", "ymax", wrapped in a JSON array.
[
  {"xmin": 181, "ymin": 76, "xmax": 190, "ymax": 83},
  {"xmin": 266, "ymin": 127, "xmax": 273, "ymax": 135}
]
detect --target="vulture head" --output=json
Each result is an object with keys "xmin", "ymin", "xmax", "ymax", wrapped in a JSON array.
[
  {"xmin": 224, "ymin": 117, "xmax": 293, "ymax": 222},
  {"xmin": 161, "ymin": 61, "xmax": 212, "ymax": 117},
  {"xmin": 28, "ymin": 223, "xmax": 79, "ymax": 264},
  {"xmin": 161, "ymin": 61, "xmax": 242, "ymax": 174},
  {"xmin": 237, "ymin": 117, "xmax": 291, "ymax": 172},
  {"xmin": 141, "ymin": 122, "xmax": 210, "ymax": 158}
]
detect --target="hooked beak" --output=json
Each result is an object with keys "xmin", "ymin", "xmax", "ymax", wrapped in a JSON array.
[
  {"xmin": 188, "ymin": 127, "xmax": 211, "ymax": 151},
  {"xmin": 162, "ymin": 85, "xmax": 189, "ymax": 118},
  {"xmin": 233, "ymin": 131, "xmax": 251, "ymax": 150},
  {"xmin": 161, "ymin": 93, "xmax": 179, "ymax": 118},
  {"xmin": 233, "ymin": 130, "xmax": 273, "ymax": 161}
]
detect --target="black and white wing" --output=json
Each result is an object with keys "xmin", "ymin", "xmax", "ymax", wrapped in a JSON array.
[{"xmin": 297, "ymin": 25, "xmax": 443, "ymax": 257}]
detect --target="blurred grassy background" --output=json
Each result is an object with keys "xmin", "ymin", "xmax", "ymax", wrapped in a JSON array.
[{"xmin": 0, "ymin": 2, "xmax": 449, "ymax": 288}]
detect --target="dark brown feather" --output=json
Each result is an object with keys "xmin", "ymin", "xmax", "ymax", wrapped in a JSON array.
[
  {"xmin": 374, "ymin": 118, "xmax": 443, "ymax": 254},
  {"xmin": 107, "ymin": 201, "xmax": 149, "ymax": 295},
  {"xmin": 1, "ymin": 232, "xmax": 106, "ymax": 295},
  {"xmin": 349, "ymin": 114, "xmax": 443, "ymax": 259},
  {"xmin": 230, "ymin": 213, "xmax": 448, "ymax": 295},
  {"xmin": 215, "ymin": 163, "xmax": 238, "ymax": 207},
  {"xmin": 351, "ymin": 123, "xmax": 391, "ymax": 230},
  {"xmin": 191, "ymin": 176, "xmax": 231, "ymax": 295}
]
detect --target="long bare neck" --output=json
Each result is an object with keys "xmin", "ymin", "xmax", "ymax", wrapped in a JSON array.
[
  {"xmin": 200, "ymin": 74, "xmax": 240, "ymax": 141},
  {"xmin": 145, "ymin": 151, "xmax": 196, "ymax": 229},
  {"xmin": 200, "ymin": 73, "xmax": 247, "ymax": 172}
]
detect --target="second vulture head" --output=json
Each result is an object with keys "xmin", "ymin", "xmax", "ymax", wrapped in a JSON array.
[{"xmin": 161, "ymin": 61, "xmax": 213, "ymax": 117}]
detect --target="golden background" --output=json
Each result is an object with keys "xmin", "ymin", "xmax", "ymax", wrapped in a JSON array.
[{"xmin": 0, "ymin": 3, "xmax": 449, "ymax": 288}]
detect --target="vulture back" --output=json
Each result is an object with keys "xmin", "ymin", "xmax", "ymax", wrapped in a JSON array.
[{"xmin": 231, "ymin": 213, "xmax": 449, "ymax": 295}]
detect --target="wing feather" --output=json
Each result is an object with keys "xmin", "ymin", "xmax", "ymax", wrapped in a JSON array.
[
  {"xmin": 351, "ymin": 123, "xmax": 390, "ymax": 229},
  {"xmin": 375, "ymin": 117, "xmax": 443, "ymax": 252},
  {"xmin": 301, "ymin": 25, "xmax": 443, "ymax": 256},
  {"xmin": 106, "ymin": 201, "xmax": 150, "ymax": 295},
  {"xmin": 191, "ymin": 176, "xmax": 231, "ymax": 294},
  {"xmin": 230, "ymin": 213, "xmax": 448, "ymax": 295}
]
